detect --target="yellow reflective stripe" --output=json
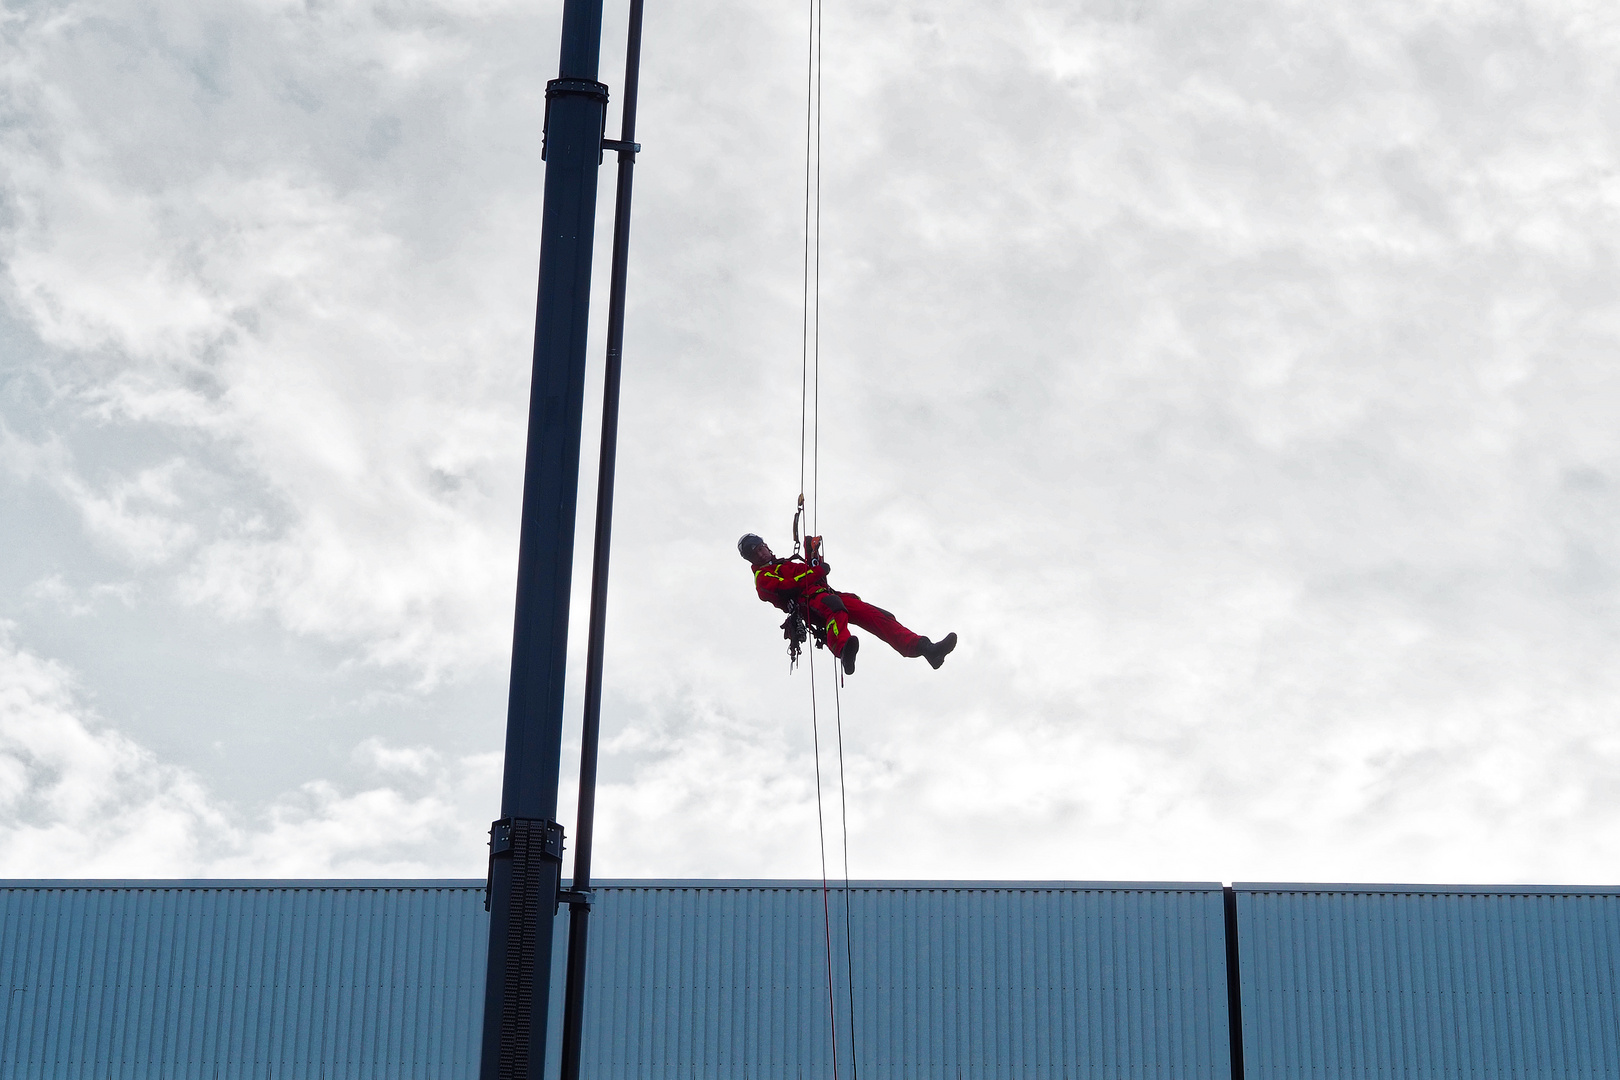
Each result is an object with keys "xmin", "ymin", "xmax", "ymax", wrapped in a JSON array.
[{"xmin": 754, "ymin": 562, "xmax": 818, "ymax": 584}]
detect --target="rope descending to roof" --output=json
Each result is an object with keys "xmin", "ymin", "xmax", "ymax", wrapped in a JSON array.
[{"xmin": 793, "ymin": 0, "xmax": 859, "ymax": 1076}]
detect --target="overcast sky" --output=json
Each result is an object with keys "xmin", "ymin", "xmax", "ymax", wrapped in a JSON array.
[{"xmin": 3, "ymin": 0, "xmax": 1620, "ymax": 884}]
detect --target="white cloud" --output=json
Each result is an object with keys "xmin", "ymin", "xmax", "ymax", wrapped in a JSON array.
[
  {"xmin": 1, "ymin": 0, "xmax": 536, "ymax": 680},
  {"xmin": 0, "ymin": 626, "xmax": 492, "ymax": 877},
  {"xmin": 206, "ymin": 746, "xmax": 501, "ymax": 877},
  {"xmin": 354, "ymin": 735, "xmax": 439, "ymax": 776},
  {"xmin": 23, "ymin": 574, "xmax": 138, "ymax": 615},
  {"xmin": 0, "ymin": 623, "xmax": 225, "ymax": 876}
]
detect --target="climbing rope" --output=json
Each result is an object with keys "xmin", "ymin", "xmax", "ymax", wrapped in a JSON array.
[
  {"xmin": 808, "ymin": 647, "xmax": 841, "ymax": 1080},
  {"xmin": 792, "ymin": 0, "xmax": 863, "ymax": 1074},
  {"xmin": 796, "ymin": 1, "xmax": 857, "ymax": 1075},
  {"xmin": 809, "ymin": 637, "xmax": 862, "ymax": 1080},
  {"xmin": 833, "ymin": 660, "xmax": 859, "ymax": 1080},
  {"xmin": 797, "ymin": 0, "xmax": 823, "ymax": 544}
]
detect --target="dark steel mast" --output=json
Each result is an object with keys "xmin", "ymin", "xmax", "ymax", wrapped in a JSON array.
[
  {"xmin": 478, "ymin": 0, "xmax": 618, "ymax": 1075},
  {"xmin": 558, "ymin": 0, "xmax": 645, "ymax": 1075}
]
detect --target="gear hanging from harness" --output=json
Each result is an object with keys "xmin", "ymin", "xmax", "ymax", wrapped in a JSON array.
[
  {"xmin": 781, "ymin": 508, "xmax": 834, "ymax": 669},
  {"xmin": 781, "ymin": 603, "xmax": 812, "ymax": 668}
]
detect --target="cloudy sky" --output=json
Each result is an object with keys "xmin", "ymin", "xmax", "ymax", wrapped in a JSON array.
[{"xmin": 3, "ymin": 0, "xmax": 1620, "ymax": 885}]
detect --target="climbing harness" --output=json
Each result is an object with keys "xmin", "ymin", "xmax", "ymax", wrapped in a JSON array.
[{"xmin": 780, "ymin": 537, "xmax": 837, "ymax": 672}]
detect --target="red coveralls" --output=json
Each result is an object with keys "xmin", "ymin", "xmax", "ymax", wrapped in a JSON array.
[{"xmin": 753, "ymin": 556, "xmax": 925, "ymax": 659}]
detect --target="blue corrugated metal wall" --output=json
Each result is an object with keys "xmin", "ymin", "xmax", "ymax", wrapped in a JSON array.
[
  {"xmin": 0, "ymin": 879, "xmax": 1231, "ymax": 1080},
  {"xmin": 0, "ymin": 881, "xmax": 488, "ymax": 1080},
  {"xmin": 1234, "ymin": 884, "xmax": 1620, "ymax": 1078},
  {"xmin": 556, "ymin": 882, "xmax": 1233, "ymax": 1080},
  {"xmin": 12, "ymin": 878, "xmax": 1620, "ymax": 1079}
]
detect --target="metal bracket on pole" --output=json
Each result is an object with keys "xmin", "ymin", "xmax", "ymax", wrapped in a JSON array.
[
  {"xmin": 485, "ymin": 817, "xmax": 565, "ymax": 910},
  {"xmin": 542, "ymin": 79, "xmax": 611, "ymax": 162},
  {"xmin": 556, "ymin": 888, "xmax": 595, "ymax": 911},
  {"xmin": 493, "ymin": 817, "xmax": 565, "ymax": 858},
  {"xmin": 547, "ymin": 77, "xmax": 611, "ymax": 101},
  {"xmin": 601, "ymin": 139, "xmax": 641, "ymax": 158}
]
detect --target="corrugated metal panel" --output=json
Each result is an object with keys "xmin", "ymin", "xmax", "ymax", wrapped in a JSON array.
[
  {"xmin": 0, "ymin": 879, "xmax": 1231, "ymax": 1079},
  {"xmin": 0, "ymin": 880, "xmax": 488, "ymax": 1080},
  {"xmin": 1234, "ymin": 883, "xmax": 1620, "ymax": 1078},
  {"xmin": 553, "ymin": 881, "xmax": 1233, "ymax": 1080},
  {"xmin": 14, "ymin": 877, "xmax": 1620, "ymax": 1078}
]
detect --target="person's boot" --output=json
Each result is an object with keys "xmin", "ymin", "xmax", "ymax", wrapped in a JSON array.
[
  {"xmin": 841, "ymin": 636, "xmax": 859, "ymax": 675},
  {"xmin": 921, "ymin": 632, "xmax": 957, "ymax": 669}
]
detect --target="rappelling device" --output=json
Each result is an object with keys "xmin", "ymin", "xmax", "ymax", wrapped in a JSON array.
[{"xmin": 782, "ymin": 504, "xmax": 829, "ymax": 669}]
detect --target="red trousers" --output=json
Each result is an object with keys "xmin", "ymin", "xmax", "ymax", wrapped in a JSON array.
[{"xmin": 804, "ymin": 592, "xmax": 924, "ymax": 659}]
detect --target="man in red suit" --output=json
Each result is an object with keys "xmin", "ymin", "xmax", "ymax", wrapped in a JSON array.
[{"xmin": 738, "ymin": 532, "xmax": 957, "ymax": 675}]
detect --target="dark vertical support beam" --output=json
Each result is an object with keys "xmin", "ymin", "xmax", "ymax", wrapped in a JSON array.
[
  {"xmin": 480, "ymin": 0, "xmax": 608, "ymax": 1076},
  {"xmin": 1223, "ymin": 886, "xmax": 1247, "ymax": 1080},
  {"xmin": 557, "ymin": 2, "xmax": 645, "ymax": 1077}
]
